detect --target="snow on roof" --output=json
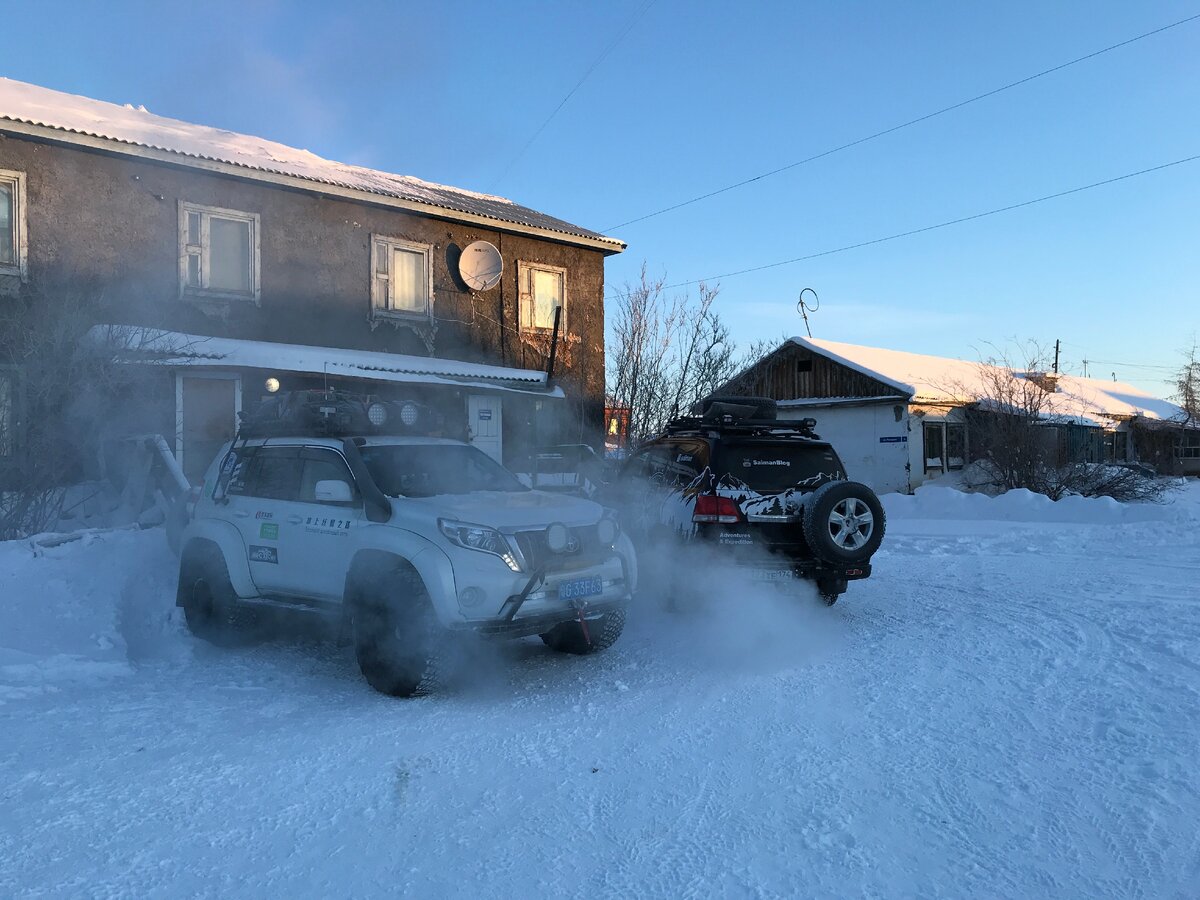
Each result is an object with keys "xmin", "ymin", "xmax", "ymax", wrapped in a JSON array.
[
  {"xmin": 791, "ymin": 337, "xmax": 1186, "ymax": 424},
  {"xmin": 776, "ymin": 395, "xmax": 909, "ymax": 409},
  {"xmin": 0, "ymin": 78, "xmax": 622, "ymax": 251},
  {"xmin": 95, "ymin": 327, "xmax": 563, "ymax": 397}
]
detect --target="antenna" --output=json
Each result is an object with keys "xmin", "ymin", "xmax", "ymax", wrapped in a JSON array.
[
  {"xmin": 796, "ymin": 288, "xmax": 819, "ymax": 338},
  {"xmin": 459, "ymin": 241, "xmax": 504, "ymax": 291}
]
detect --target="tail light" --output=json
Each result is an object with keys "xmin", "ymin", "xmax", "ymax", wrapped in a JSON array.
[{"xmin": 693, "ymin": 494, "xmax": 743, "ymax": 524}]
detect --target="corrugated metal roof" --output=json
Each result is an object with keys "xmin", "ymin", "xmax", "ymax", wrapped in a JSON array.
[
  {"xmin": 94, "ymin": 327, "xmax": 562, "ymax": 397},
  {"xmin": 0, "ymin": 77, "xmax": 624, "ymax": 252}
]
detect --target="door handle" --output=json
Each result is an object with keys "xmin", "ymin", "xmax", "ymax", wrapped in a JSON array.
[
  {"xmin": 288, "ymin": 515, "xmax": 303, "ymax": 525},
  {"xmin": 233, "ymin": 509, "xmax": 249, "ymax": 518}
]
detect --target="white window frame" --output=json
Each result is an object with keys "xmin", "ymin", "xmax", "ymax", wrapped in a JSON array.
[
  {"xmin": 517, "ymin": 260, "xmax": 567, "ymax": 333},
  {"xmin": 178, "ymin": 201, "xmax": 261, "ymax": 302},
  {"xmin": 370, "ymin": 235, "xmax": 434, "ymax": 320},
  {"xmin": 0, "ymin": 169, "xmax": 28, "ymax": 281}
]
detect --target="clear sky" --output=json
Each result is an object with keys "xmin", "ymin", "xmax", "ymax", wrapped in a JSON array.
[{"xmin": 3, "ymin": 0, "xmax": 1197, "ymax": 395}]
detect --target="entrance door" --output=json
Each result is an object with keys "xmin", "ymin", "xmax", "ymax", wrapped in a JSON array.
[
  {"xmin": 179, "ymin": 375, "xmax": 240, "ymax": 484},
  {"xmin": 468, "ymin": 395, "xmax": 503, "ymax": 463}
]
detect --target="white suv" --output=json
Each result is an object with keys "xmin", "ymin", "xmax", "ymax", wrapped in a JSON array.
[{"xmin": 176, "ymin": 395, "xmax": 637, "ymax": 696}]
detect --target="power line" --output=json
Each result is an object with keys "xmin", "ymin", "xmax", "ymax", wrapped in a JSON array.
[
  {"xmin": 604, "ymin": 152, "xmax": 1200, "ymax": 299},
  {"xmin": 603, "ymin": 11, "xmax": 1200, "ymax": 232},
  {"xmin": 491, "ymin": 0, "xmax": 656, "ymax": 189},
  {"xmin": 1086, "ymin": 359, "xmax": 1176, "ymax": 370}
]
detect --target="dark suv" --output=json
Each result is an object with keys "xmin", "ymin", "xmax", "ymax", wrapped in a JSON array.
[{"xmin": 610, "ymin": 397, "xmax": 884, "ymax": 604}]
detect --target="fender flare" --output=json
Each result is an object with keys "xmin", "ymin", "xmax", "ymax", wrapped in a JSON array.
[
  {"xmin": 180, "ymin": 518, "xmax": 255, "ymax": 598},
  {"xmin": 344, "ymin": 536, "xmax": 458, "ymax": 626}
]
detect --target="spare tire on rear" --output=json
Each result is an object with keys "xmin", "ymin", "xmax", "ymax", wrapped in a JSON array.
[{"xmin": 802, "ymin": 480, "xmax": 885, "ymax": 565}]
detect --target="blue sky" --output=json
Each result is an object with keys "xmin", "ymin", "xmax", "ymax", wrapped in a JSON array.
[{"xmin": 4, "ymin": 0, "xmax": 1197, "ymax": 394}]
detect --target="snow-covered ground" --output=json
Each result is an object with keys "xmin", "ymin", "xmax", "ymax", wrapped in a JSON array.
[{"xmin": 2, "ymin": 483, "xmax": 1199, "ymax": 897}]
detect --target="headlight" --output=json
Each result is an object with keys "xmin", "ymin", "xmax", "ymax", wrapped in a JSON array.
[
  {"xmin": 597, "ymin": 513, "xmax": 620, "ymax": 546},
  {"xmin": 438, "ymin": 519, "xmax": 522, "ymax": 572}
]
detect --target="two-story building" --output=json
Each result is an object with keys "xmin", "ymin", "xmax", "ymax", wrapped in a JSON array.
[{"xmin": 0, "ymin": 77, "xmax": 624, "ymax": 484}]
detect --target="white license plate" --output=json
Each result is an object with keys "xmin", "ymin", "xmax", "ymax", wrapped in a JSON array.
[
  {"xmin": 751, "ymin": 568, "xmax": 795, "ymax": 582},
  {"xmin": 559, "ymin": 576, "xmax": 604, "ymax": 601}
]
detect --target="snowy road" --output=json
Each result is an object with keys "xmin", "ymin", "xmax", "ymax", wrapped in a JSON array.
[{"xmin": 2, "ymin": 486, "xmax": 1199, "ymax": 898}]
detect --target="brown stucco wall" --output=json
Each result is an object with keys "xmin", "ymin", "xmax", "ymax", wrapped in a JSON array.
[{"xmin": 0, "ymin": 131, "xmax": 609, "ymax": 442}]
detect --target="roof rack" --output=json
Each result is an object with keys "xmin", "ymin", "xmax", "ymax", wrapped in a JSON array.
[{"xmin": 663, "ymin": 415, "xmax": 822, "ymax": 441}]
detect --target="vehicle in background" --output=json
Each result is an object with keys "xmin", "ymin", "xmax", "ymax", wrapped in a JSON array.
[{"xmin": 609, "ymin": 397, "xmax": 884, "ymax": 605}]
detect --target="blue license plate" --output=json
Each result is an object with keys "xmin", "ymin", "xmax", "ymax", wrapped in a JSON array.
[{"xmin": 559, "ymin": 576, "xmax": 603, "ymax": 601}]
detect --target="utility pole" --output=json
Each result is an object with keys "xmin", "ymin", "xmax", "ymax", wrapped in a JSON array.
[{"xmin": 1053, "ymin": 339, "xmax": 1060, "ymax": 375}]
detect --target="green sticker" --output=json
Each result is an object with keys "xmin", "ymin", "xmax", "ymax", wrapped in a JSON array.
[{"xmin": 259, "ymin": 523, "xmax": 279, "ymax": 540}]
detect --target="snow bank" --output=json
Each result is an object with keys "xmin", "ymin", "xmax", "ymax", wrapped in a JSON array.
[
  {"xmin": 883, "ymin": 481, "xmax": 1200, "ymax": 525},
  {"xmin": 0, "ymin": 528, "xmax": 183, "ymax": 704}
]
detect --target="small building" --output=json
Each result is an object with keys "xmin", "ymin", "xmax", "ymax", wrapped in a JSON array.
[
  {"xmin": 0, "ymin": 77, "xmax": 624, "ymax": 490},
  {"xmin": 717, "ymin": 337, "xmax": 1195, "ymax": 494}
]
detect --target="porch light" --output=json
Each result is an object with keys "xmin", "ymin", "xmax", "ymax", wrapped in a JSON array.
[{"xmin": 265, "ymin": 377, "xmax": 280, "ymax": 393}]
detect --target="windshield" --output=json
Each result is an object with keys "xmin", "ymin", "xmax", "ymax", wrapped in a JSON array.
[
  {"xmin": 360, "ymin": 443, "xmax": 528, "ymax": 498},
  {"xmin": 712, "ymin": 441, "xmax": 845, "ymax": 492}
]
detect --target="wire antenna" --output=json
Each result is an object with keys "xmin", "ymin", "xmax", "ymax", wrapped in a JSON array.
[{"xmin": 797, "ymin": 288, "xmax": 819, "ymax": 338}]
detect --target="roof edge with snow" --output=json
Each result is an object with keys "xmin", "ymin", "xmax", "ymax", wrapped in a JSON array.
[
  {"xmin": 0, "ymin": 78, "xmax": 625, "ymax": 255},
  {"xmin": 92, "ymin": 327, "xmax": 564, "ymax": 398}
]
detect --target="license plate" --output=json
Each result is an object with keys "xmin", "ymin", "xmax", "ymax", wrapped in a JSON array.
[
  {"xmin": 559, "ymin": 576, "xmax": 604, "ymax": 601},
  {"xmin": 751, "ymin": 568, "xmax": 795, "ymax": 582}
]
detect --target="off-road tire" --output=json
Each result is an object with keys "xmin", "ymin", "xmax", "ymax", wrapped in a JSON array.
[
  {"xmin": 802, "ymin": 480, "xmax": 886, "ymax": 566},
  {"xmin": 540, "ymin": 607, "xmax": 627, "ymax": 655},
  {"xmin": 179, "ymin": 544, "xmax": 246, "ymax": 646},
  {"xmin": 352, "ymin": 567, "xmax": 440, "ymax": 697}
]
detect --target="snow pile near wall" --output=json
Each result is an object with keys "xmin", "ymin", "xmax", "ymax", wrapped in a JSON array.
[
  {"xmin": 0, "ymin": 528, "xmax": 183, "ymax": 704},
  {"xmin": 883, "ymin": 481, "xmax": 1200, "ymax": 525}
]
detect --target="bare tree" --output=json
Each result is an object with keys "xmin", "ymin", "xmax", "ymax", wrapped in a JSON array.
[
  {"xmin": 960, "ymin": 342, "xmax": 1167, "ymax": 501},
  {"xmin": 607, "ymin": 266, "xmax": 740, "ymax": 444},
  {"xmin": 1172, "ymin": 339, "xmax": 1199, "ymax": 427},
  {"xmin": 0, "ymin": 285, "xmax": 182, "ymax": 539}
]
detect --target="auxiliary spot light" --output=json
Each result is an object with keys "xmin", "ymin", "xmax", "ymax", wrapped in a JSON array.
[
  {"xmin": 367, "ymin": 402, "xmax": 389, "ymax": 426},
  {"xmin": 400, "ymin": 402, "xmax": 420, "ymax": 427},
  {"xmin": 264, "ymin": 377, "xmax": 281, "ymax": 393}
]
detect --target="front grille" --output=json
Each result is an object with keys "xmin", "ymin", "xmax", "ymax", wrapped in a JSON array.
[{"xmin": 512, "ymin": 525, "xmax": 607, "ymax": 571}]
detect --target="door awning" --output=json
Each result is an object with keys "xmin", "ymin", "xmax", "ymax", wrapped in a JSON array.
[{"xmin": 93, "ymin": 326, "xmax": 564, "ymax": 398}]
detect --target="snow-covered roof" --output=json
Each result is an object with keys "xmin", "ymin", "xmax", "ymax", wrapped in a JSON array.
[
  {"xmin": 94, "ymin": 327, "xmax": 563, "ymax": 397},
  {"xmin": 776, "ymin": 395, "xmax": 908, "ymax": 409},
  {"xmin": 0, "ymin": 78, "xmax": 623, "ymax": 253},
  {"xmin": 790, "ymin": 337, "xmax": 1186, "ymax": 424}
]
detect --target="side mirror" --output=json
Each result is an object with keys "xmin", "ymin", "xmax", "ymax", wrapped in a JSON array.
[{"xmin": 314, "ymin": 480, "xmax": 353, "ymax": 503}]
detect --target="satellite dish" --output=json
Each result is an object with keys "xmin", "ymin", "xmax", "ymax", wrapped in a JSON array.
[{"xmin": 459, "ymin": 240, "xmax": 504, "ymax": 291}]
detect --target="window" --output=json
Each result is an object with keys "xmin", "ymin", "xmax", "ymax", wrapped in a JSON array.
[
  {"xmin": 1177, "ymin": 430, "xmax": 1200, "ymax": 460},
  {"xmin": 371, "ymin": 236, "xmax": 433, "ymax": 317},
  {"xmin": 518, "ymin": 261, "xmax": 566, "ymax": 332},
  {"xmin": 179, "ymin": 202, "xmax": 260, "ymax": 300},
  {"xmin": 0, "ymin": 169, "xmax": 27, "ymax": 279},
  {"xmin": 946, "ymin": 424, "xmax": 966, "ymax": 469},
  {"xmin": 227, "ymin": 447, "xmax": 303, "ymax": 500},
  {"xmin": 924, "ymin": 421, "xmax": 966, "ymax": 472}
]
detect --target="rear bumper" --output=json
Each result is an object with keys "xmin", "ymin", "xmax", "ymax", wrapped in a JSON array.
[{"xmin": 737, "ymin": 558, "xmax": 872, "ymax": 582}]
